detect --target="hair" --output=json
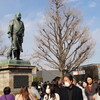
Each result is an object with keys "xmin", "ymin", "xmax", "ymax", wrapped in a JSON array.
[
  {"xmin": 63, "ymin": 73, "xmax": 73, "ymax": 81},
  {"xmin": 20, "ymin": 86, "xmax": 29, "ymax": 97},
  {"xmin": 31, "ymin": 81, "xmax": 38, "ymax": 89},
  {"xmin": 85, "ymin": 76, "xmax": 93, "ymax": 84},
  {"xmin": 20, "ymin": 86, "xmax": 31, "ymax": 100},
  {"xmin": 72, "ymin": 78, "xmax": 77, "ymax": 85},
  {"xmin": 3, "ymin": 87, "xmax": 11, "ymax": 95},
  {"xmin": 54, "ymin": 77, "xmax": 61, "ymax": 85},
  {"xmin": 51, "ymin": 78, "xmax": 56, "ymax": 85},
  {"xmin": 46, "ymin": 84, "xmax": 56, "ymax": 99}
]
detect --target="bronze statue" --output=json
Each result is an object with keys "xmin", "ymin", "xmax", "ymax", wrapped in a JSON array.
[{"xmin": 7, "ymin": 12, "xmax": 25, "ymax": 60}]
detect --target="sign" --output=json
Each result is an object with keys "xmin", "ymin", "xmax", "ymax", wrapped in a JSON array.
[
  {"xmin": 73, "ymin": 70, "xmax": 85, "ymax": 75},
  {"xmin": 14, "ymin": 75, "xmax": 28, "ymax": 88}
]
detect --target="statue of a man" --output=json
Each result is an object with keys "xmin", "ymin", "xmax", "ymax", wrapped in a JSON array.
[{"xmin": 7, "ymin": 12, "xmax": 25, "ymax": 60}]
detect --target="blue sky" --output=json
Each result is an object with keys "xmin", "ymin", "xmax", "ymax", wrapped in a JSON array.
[{"xmin": 0, "ymin": 0, "xmax": 100, "ymax": 65}]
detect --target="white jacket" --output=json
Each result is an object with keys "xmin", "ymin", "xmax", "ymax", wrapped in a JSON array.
[
  {"xmin": 95, "ymin": 93, "xmax": 100, "ymax": 100},
  {"xmin": 43, "ymin": 93, "xmax": 60, "ymax": 100},
  {"xmin": 76, "ymin": 84, "xmax": 88, "ymax": 100}
]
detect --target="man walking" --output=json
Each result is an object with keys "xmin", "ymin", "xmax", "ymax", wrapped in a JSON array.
[{"xmin": 60, "ymin": 73, "xmax": 83, "ymax": 100}]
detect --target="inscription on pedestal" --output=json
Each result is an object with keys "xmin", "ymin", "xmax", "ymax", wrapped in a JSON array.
[{"xmin": 14, "ymin": 75, "xmax": 29, "ymax": 88}]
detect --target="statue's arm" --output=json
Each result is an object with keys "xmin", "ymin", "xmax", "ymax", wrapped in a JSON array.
[
  {"xmin": 8, "ymin": 20, "xmax": 14, "ymax": 38},
  {"xmin": 22, "ymin": 21, "xmax": 25, "ymax": 37}
]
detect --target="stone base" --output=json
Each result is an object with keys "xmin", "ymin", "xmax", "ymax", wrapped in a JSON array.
[
  {"xmin": 0, "ymin": 60, "xmax": 36, "ymax": 95},
  {"xmin": 0, "ymin": 59, "xmax": 31, "ymax": 66}
]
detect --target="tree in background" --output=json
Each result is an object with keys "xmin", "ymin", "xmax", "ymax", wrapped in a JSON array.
[
  {"xmin": 33, "ymin": 77, "xmax": 43, "ymax": 82},
  {"xmin": 33, "ymin": 0, "xmax": 95, "ymax": 77},
  {"xmin": 0, "ymin": 29, "xmax": 7, "ymax": 56}
]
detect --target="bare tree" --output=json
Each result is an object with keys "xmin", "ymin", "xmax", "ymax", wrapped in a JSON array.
[
  {"xmin": 33, "ymin": 0, "xmax": 94, "ymax": 77},
  {"xmin": 0, "ymin": 29, "xmax": 8, "ymax": 56}
]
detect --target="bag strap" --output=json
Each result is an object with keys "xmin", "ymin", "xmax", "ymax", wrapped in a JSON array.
[
  {"xmin": 4, "ymin": 95, "xmax": 7, "ymax": 100},
  {"xmin": 30, "ymin": 89, "xmax": 38, "ymax": 100}
]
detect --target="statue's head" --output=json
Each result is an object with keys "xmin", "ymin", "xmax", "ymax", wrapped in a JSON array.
[{"xmin": 15, "ymin": 12, "xmax": 21, "ymax": 20}]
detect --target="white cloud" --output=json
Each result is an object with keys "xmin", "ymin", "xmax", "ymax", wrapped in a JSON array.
[
  {"xmin": 88, "ymin": 2, "xmax": 96, "ymax": 8},
  {"xmin": 68, "ymin": 0, "xmax": 79, "ymax": 2},
  {"xmin": 22, "ymin": 12, "xmax": 45, "ymax": 56},
  {"xmin": 83, "ymin": 28, "xmax": 100, "ymax": 64},
  {"xmin": 66, "ymin": 0, "xmax": 80, "ymax": 2},
  {"xmin": 4, "ymin": 14, "xmax": 13, "ymax": 19},
  {"xmin": 87, "ymin": 16, "xmax": 96, "ymax": 27},
  {"xmin": 92, "ymin": 28, "xmax": 100, "ymax": 43},
  {"xmin": 36, "ymin": 12, "xmax": 44, "ymax": 18}
]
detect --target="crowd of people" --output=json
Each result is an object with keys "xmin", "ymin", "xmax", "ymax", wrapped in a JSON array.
[{"xmin": 0, "ymin": 73, "xmax": 100, "ymax": 100}]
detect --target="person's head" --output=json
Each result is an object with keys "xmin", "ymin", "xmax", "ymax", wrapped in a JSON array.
[
  {"xmin": 15, "ymin": 12, "xmax": 21, "ymax": 21},
  {"xmin": 46, "ymin": 84, "xmax": 55, "ymax": 98},
  {"xmin": 31, "ymin": 81, "xmax": 38, "ymax": 89},
  {"xmin": 20, "ymin": 86, "xmax": 29, "ymax": 98},
  {"xmin": 63, "ymin": 73, "xmax": 73, "ymax": 87},
  {"xmin": 93, "ymin": 77, "xmax": 98, "ymax": 83},
  {"xmin": 51, "ymin": 78, "xmax": 56, "ymax": 85},
  {"xmin": 82, "ymin": 81, "xmax": 87, "ymax": 88},
  {"xmin": 53, "ymin": 76, "xmax": 61, "ymax": 85},
  {"xmin": 72, "ymin": 78, "xmax": 77, "ymax": 85},
  {"xmin": 3, "ymin": 87, "xmax": 11, "ymax": 95},
  {"xmin": 86, "ymin": 76, "xmax": 93, "ymax": 85}
]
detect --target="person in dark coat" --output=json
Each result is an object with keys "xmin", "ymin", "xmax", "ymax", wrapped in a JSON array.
[
  {"xmin": 51, "ymin": 77, "xmax": 61, "ymax": 95},
  {"xmin": 85, "ymin": 76, "xmax": 98, "ymax": 100},
  {"xmin": 60, "ymin": 73, "xmax": 83, "ymax": 100}
]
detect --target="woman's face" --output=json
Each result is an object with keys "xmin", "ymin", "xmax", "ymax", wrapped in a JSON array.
[
  {"xmin": 58, "ymin": 79, "xmax": 62, "ymax": 85},
  {"xmin": 87, "ymin": 77, "xmax": 93, "ymax": 85},
  {"xmin": 46, "ymin": 85, "xmax": 50, "ymax": 94},
  {"xmin": 46, "ymin": 85, "xmax": 50, "ymax": 89},
  {"xmin": 83, "ymin": 82, "xmax": 87, "ymax": 87}
]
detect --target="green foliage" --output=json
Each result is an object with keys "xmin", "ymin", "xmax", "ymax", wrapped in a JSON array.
[{"xmin": 33, "ymin": 76, "xmax": 43, "ymax": 82}]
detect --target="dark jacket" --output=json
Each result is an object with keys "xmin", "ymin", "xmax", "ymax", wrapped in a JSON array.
[
  {"xmin": 60, "ymin": 84, "xmax": 83, "ymax": 100},
  {"xmin": 54, "ymin": 84, "xmax": 61, "ymax": 95},
  {"xmin": 85, "ymin": 83, "xmax": 98, "ymax": 100}
]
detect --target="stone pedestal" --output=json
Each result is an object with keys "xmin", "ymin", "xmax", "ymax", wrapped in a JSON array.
[{"xmin": 0, "ymin": 60, "xmax": 36, "ymax": 95}]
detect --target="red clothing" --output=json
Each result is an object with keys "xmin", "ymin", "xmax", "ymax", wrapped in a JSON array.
[{"xmin": 88, "ymin": 85, "xmax": 92, "ymax": 92}]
